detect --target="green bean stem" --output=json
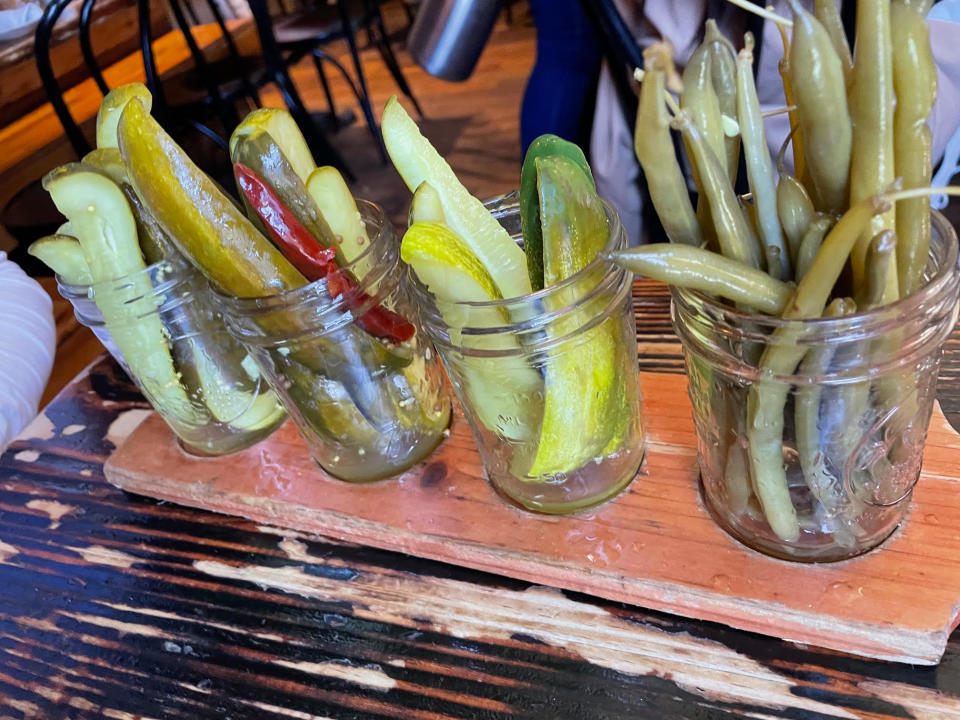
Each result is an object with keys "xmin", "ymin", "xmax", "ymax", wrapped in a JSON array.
[
  {"xmin": 786, "ymin": 0, "xmax": 852, "ymax": 214},
  {"xmin": 795, "ymin": 215, "xmax": 834, "ymax": 282},
  {"xmin": 704, "ymin": 19, "xmax": 740, "ymax": 184},
  {"xmin": 674, "ymin": 110, "xmax": 762, "ymax": 269},
  {"xmin": 634, "ymin": 46, "xmax": 701, "ymax": 246},
  {"xmin": 795, "ymin": 297, "xmax": 862, "ymax": 549},
  {"xmin": 736, "ymin": 36, "xmax": 790, "ymax": 280},
  {"xmin": 849, "ymin": 0, "xmax": 898, "ymax": 304},
  {"xmin": 607, "ymin": 243, "xmax": 791, "ymax": 314},
  {"xmin": 891, "ymin": 0, "xmax": 937, "ymax": 296},
  {"xmin": 747, "ymin": 198, "xmax": 882, "ymax": 542}
]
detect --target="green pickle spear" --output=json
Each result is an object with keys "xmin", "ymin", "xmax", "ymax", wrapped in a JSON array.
[
  {"xmin": 96, "ymin": 83, "xmax": 152, "ymax": 149},
  {"xmin": 305, "ymin": 165, "xmax": 371, "ymax": 267},
  {"xmin": 519, "ymin": 134, "xmax": 595, "ymax": 290},
  {"xmin": 382, "ymin": 96, "xmax": 532, "ymax": 300},
  {"xmin": 42, "ymin": 163, "xmax": 201, "ymax": 424},
  {"xmin": 119, "ymin": 99, "xmax": 412, "ymax": 434},
  {"xmin": 230, "ymin": 107, "xmax": 317, "ymax": 184},
  {"xmin": 409, "ymin": 181, "xmax": 447, "ymax": 225},
  {"xmin": 401, "ymin": 221, "xmax": 542, "ymax": 441},
  {"xmin": 28, "ymin": 234, "xmax": 92, "ymax": 285},
  {"xmin": 526, "ymin": 155, "xmax": 627, "ymax": 477}
]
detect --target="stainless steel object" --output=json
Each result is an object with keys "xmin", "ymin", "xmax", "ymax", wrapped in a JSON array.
[{"xmin": 406, "ymin": 0, "xmax": 501, "ymax": 82}]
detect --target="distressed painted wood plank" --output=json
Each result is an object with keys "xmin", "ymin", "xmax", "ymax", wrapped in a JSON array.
[{"xmin": 103, "ymin": 370, "xmax": 960, "ymax": 666}]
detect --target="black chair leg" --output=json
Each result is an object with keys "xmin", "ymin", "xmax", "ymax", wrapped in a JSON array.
[
  {"xmin": 35, "ymin": 0, "xmax": 92, "ymax": 157},
  {"xmin": 337, "ymin": 0, "xmax": 388, "ymax": 163},
  {"xmin": 79, "ymin": 0, "xmax": 109, "ymax": 95},
  {"xmin": 313, "ymin": 54, "xmax": 340, "ymax": 131},
  {"xmin": 138, "ymin": 0, "xmax": 169, "ymax": 120},
  {"xmin": 205, "ymin": 0, "xmax": 262, "ymax": 107},
  {"xmin": 168, "ymin": 0, "xmax": 239, "ymax": 132},
  {"xmin": 367, "ymin": 0, "xmax": 423, "ymax": 117},
  {"xmin": 275, "ymin": 67, "xmax": 355, "ymax": 181}
]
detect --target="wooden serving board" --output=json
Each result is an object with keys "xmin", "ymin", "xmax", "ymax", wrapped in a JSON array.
[{"xmin": 104, "ymin": 371, "xmax": 960, "ymax": 665}]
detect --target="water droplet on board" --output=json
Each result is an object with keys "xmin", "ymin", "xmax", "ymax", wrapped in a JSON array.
[
  {"xmin": 710, "ymin": 574, "xmax": 732, "ymax": 592},
  {"xmin": 823, "ymin": 581, "xmax": 862, "ymax": 605}
]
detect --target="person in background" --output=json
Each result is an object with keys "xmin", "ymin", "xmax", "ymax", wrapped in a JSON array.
[
  {"xmin": 588, "ymin": 0, "xmax": 960, "ymax": 245},
  {"xmin": 520, "ymin": 0, "xmax": 603, "ymax": 155}
]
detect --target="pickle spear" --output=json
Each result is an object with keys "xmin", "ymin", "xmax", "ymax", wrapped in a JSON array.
[
  {"xmin": 410, "ymin": 181, "xmax": 446, "ymax": 225},
  {"xmin": 231, "ymin": 129, "xmax": 340, "ymax": 252},
  {"xmin": 84, "ymin": 147, "xmax": 179, "ymax": 264},
  {"xmin": 28, "ymin": 235, "xmax": 92, "ymax": 285},
  {"xmin": 96, "ymin": 83, "xmax": 152, "ymax": 150},
  {"xmin": 119, "ymin": 100, "xmax": 303, "ymax": 297},
  {"xmin": 118, "ymin": 100, "xmax": 404, "ymax": 430},
  {"xmin": 230, "ymin": 108, "xmax": 316, "ymax": 184},
  {"xmin": 28, "ymin": 234, "xmax": 93, "ymax": 286},
  {"xmin": 526, "ymin": 156, "xmax": 626, "ymax": 477},
  {"xmin": 382, "ymin": 96, "xmax": 532, "ymax": 300},
  {"xmin": 305, "ymin": 165, "xmax": 372, "ymax": 271},
  {"xmin": 401, "ymin": 221, "xmax": 542, "ymax": 441},
  {"xmin": 520, "ymin": 134, "xmax": 595, "ymax": 291},
  {"xmin": 43, "ymin": 163, "xmax": 200, "ymax": 423}
]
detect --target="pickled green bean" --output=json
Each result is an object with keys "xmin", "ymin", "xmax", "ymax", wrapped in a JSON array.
[
  {"xmin": 634, "ymin": 45, "xmax": 701, "ymax": 246},
  {"xmin": 891, "ymin": 0, "xmax": 937, "ymax": 295},
  {"xmin": 747, "ymin": 198, "xmax": 881, "ymax": 541},
  {"xmin": 786, "ymin": 0, "xmax": 851, "ymax": 214},
  {"xmin": 814, "ymin": 0, "xmax": 853, "ymax": 88},
  {"xmin": 777, "ymin": 173, "xmax": 816, "ymax": 266},
  {"xmin": 674, "ymin": 110, "xmax": 762, "ymax": 269},
  {"xmin": 736, "ymin": 35, "xmax": 790, "ymax": 280},
  {"xmin": 795, "ymin": 297, "xmax": 860, "ymax": 549},
  {"xmin": 607, "ymin": 243, "xmax": 791, "ymax": 314},
  {"xmin": 849, "ymin": 0, "xmax": 898, "ymax": 304},
  {"xmin": 704, "ymin": 19, "xmax": 740, "ymax": 183},
  {"xmin": 865, "ymin": 230, "xmax": 898, "ymax": 309}
]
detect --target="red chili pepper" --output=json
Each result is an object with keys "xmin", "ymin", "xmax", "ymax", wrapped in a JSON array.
[{"xmin": 234, "ymin": 163, "xmax": 415, "ymax": 343}]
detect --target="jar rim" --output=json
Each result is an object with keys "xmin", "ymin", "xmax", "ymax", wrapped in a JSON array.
[
  {"xmin": 672, "ymin": 210, "xmax": 959, "ymax": 334},
  {"xmin": 56, "ymin": 255, "xmax": 191, "ymax": 300}
]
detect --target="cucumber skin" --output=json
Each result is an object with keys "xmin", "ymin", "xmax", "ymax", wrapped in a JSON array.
[{"xmin": 519, "ymin": 134, "xmax": 595, "ymax": 291}]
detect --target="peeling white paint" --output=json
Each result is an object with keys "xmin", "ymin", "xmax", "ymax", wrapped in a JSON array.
[
  {"xmin": 274, "ymin": 659, "xmax": 396, "ymax": 691},
  {"xmin": 235, "ymin": 699, "xmax": 334, "ymax": 720},
  {"xmin": 17, "ymin": 411, "xmax": 55, "ymax": 441},
  {"xmin": 26, "ymin": 499, "xmax": 76, "ymax": 528},
  {"xmin": 193, "ymin": 560, "xmax": 859, "ymax": 718},
  {"xmin": 14, "ymin": 449, "xmax": 40, "ymax": 462},
  {"xmin": 0, "ymin": 540, "xmax": 18, "ymax": 562},
  {"xmin": 70, "ymin": 545, "xmax": 137, "ymax": 568},
  {"xmin": 279, "ymin": 538, "xmax": 316, "ymax": 563},
  {"xmin": 61, "ymin": 424, "xmax": 86, "ymax": 436},
  {"xmin": 105, "ymin": 408, "xmax": 152, "ymax": 448}
]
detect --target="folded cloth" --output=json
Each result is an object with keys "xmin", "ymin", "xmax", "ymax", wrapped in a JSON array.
[
  {"xmin": 0, "ymin": 251, "xmax": 55, "ymax": 452},
  {"xmin": 0, "ymin": 2, "xmax": 42, "ymax": 42}
]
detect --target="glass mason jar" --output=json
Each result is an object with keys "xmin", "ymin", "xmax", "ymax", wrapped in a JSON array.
[
  {"xmin": 672, "ymin": 212, "xmax": 960, "ymax": 562},
  {"xmin": 59, "ymin": 257, "xmax": 287, "ymax": 455},
  {"xmin": 406, "ymin": 194, "xmax": 645, "ymax": 514},
  {"xmin": 216, "ymin": 199, "xmax": 451, "ymax": 482}
]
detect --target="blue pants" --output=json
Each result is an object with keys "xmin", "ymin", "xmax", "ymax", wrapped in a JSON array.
[{"xmin": 520, "ymin": 0, "xmax": 603, "ymax": 155}]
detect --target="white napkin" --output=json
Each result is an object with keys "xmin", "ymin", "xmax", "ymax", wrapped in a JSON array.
[
  {"xmin": 0, "ymin": 2, "xmax": 42, "ymax": 42},
  {"xmin": 0, "ymin": 252, "xmax": 56, "ymax": 452}
]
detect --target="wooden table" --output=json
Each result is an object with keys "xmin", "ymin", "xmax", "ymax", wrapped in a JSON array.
[{"xmin": 2, "ymin": 280, "xmax": 960, "ymax": 719}]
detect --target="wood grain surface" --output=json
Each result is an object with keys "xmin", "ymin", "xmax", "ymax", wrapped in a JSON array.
[
  {"xmin": 3, "ymin": 280, "xmax": 960, "ymax": 719},
  {"xmin": 103, "ymin": 366, "xmax": 960, "ymax": 666}
]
